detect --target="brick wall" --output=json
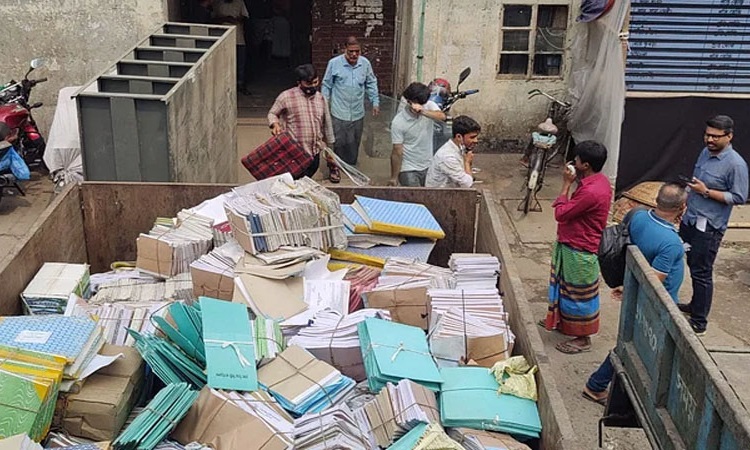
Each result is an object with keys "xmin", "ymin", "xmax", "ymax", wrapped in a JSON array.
[{"xmin": 311, "ymin": 0, "xmax": 396, "ymax": 94}]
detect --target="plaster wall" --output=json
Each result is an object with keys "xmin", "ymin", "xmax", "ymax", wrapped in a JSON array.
[{"xmin": 0, "ymin": 0, "xmax": 169, "ymax": 134}]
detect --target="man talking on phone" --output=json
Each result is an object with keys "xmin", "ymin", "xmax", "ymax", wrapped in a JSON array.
[
  {"xmin": 425, "ymin": 115, "xmax": 480, "ymax": 188},
  {"xmin": 678, "ymin": 115, "xmax": 748, "ymax": 336}
]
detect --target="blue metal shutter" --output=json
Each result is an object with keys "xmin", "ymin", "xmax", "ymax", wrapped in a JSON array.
[{"xmin": 626, "ymin": 0, "xmax": 750, "ymax": 93}]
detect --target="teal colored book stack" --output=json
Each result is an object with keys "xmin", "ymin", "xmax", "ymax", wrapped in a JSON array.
[
  {"xmin": 112, "ymin": 382, "xmax": 198, "ymax": 450},
  {"xmin": 439, "ymin": 366, "xmax": 542, "ymax": 439},
  {"xmin": 358, "ymin": 317, "xmax": 442, "ymax": 392}
]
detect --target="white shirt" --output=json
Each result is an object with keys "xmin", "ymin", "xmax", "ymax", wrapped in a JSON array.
[
  {"xmin": 390, "ymin": 100, "xmax": 440, "ymax": 172},
  {"xmin": 426, "ymin": 139, "xmax": 473, "ymax": 188}
]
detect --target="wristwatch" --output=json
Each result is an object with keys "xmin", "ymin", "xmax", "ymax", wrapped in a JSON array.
[{"xmin": 702, "ymin": 189, "xmax": 710, "ymax": 199}]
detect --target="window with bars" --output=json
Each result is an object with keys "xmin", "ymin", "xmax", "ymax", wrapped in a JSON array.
[{"xmin": 498, "ymin": 4, "xmax": 568, "ymax": 77}]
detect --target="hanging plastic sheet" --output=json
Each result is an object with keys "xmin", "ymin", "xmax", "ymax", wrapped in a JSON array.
[
  {"xmin": 567, "ymin": 0, "xmax": 630, "ymax": 184},
  {"xmin": 44, "ymin": 86, "xmax": 84, "ymax": 189}
]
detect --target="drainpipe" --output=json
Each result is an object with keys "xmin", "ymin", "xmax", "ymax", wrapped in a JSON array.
[{"xmin": 415, "ymin": 0, "xmax": 427, "ymax": 82}]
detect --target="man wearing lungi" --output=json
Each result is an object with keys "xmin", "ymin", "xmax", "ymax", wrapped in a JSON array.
[{"xmin": 541, "ymin": 141, "xmax": 612, "ymax": 354}]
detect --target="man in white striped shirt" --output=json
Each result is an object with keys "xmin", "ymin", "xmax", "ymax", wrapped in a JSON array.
[{"xmin": 425, "ymin": 115, "xmax": 481, "ymax": 188}]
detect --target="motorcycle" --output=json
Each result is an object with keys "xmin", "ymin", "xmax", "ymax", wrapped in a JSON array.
[
  {"xmin": 428, "ymin": 67, "xmax": 479, "ymax": 152},
  {"xmin": 0, "ymin": 58, "xmax": 48, "ymax": 172}
]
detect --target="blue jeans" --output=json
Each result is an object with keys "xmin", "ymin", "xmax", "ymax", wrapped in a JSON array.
[
  {"xmin": 236, "ymin": 45, "xmax": 247, "ymax": 86},
  {"xmin": 586, "ymin": 352, "xmax": 614, "ymax": 393},
  {"xmin": 679, "ymin": 222, "xmax": 724, "ymax": 331}
]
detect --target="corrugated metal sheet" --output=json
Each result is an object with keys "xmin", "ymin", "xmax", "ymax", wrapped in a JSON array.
[{"xmin": 626, "ymin": 0, "xmax": 750, "ymax": 93}]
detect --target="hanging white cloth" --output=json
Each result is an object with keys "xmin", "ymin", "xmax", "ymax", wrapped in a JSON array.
[
  {"xmin": 44, "ymin": 86, "xmax": 84, "ymax": 187},
  {"xmin": 567, "ymin": 0, "xmax": 630, "ymax": 185}
]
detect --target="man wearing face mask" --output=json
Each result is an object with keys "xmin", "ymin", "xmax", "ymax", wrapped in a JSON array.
[
  {"xmin": 425, "ymin": 115, "xmax": 480, "ymax": 188},
  {"xmin": 268, "ymin": 64, "xmax": 335, "ymax": 179},
  {"xmin": 389, "ymin": 82, "xmax": 446, "ymax": 187}
]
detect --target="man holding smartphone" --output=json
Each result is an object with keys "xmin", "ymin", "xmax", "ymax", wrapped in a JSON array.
[
  {"xmin": 425, "ymin": 115, "xmax": 480, "ymax": 188},
  {"xmin": 678, "ymin": 115, "xmax": 748, "ymax": 336}
]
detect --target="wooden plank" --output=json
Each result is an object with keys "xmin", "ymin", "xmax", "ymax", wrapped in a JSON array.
[
  {"xmin": 475, "ymin": 190, "xmax": 579, "ymax": 450},
  {"xmin": 80, "ymin": 182, "xmax": 233, "ymax": 273},
  {"xmin": 332, "ymin": 186, "xmax": 478, "ymax": 267},
  {"xmin": 0, "ymin": 186, "xmax": 87, "ymax": 315}
]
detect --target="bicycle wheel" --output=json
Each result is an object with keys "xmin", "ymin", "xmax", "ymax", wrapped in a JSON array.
[{"xmin": 522, "ymin": 150, "xmax": 543, "ymax": 214}]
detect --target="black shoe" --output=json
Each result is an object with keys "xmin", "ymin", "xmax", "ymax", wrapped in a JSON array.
[
  {"xmin": 676, "ymin": 303, "xmax": 692, "ymax": 315},
  {"xmin": 690, "ymin": 322, "xmax": 707, "ymax": 337}
]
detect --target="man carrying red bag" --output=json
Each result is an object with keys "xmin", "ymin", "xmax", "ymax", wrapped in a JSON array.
[{"xmin": 266, "ymin": 64, "xmax": 339, "ymax": 181}]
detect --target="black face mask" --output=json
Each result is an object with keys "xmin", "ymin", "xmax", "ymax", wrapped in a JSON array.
[{"xmin": 301, "ymin": 85, "xmax": 318, "ymax": 96}]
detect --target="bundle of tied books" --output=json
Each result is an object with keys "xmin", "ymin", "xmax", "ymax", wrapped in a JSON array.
[
  {"xmin": 65, "ymin": 295, "xmax": 169, "ymax": 347},
  {"xmin": 294, "ymin": 404, "xmax": 367, "ymax": 450},
  {"xmin": 21, "ymin": 263, "xmax": 90, "ymax": 315},
  {"xmin": 0, "ymin": 316, "xmax": 103, "ymax": 380},
  {"xmin": 88, "ymin": 272, "xmax": 194, "ymax": 305},
  {"xmin": 358, "ymin": 318, "xmax": 442, "ymax": 393},
  {"xmin": 189, "ymin": 239, "xmax": 245, "ymax": 301},
  {"xmin": 224, "ymin": 174, "xmax": 347, "ymax": 255},
  {"xmin": 439, "ymin": 366, "xmax": 542, "ymax": 440},
  {"xmin": 287, "ymin": 309, "xmax": 390, "ymax": 382},
  {"xmin": 363, "ymin": 258, "xmax": 455, "ymax": 330},
  {"xmin": 0, "ymin": 345, "xmax": 65, "ymax": 441},
  {"xmin": 136, "ymin": 210, "xmax": 214, "ymax": 279},
  {"xmin": 350, "ymin": 378, "xmax": 440, "ymax": 449},
  {"xmin": 331, "ymin": 196, "xmax": 445, "ymax": 266},
  {"xmin": 172, "ymin": 386, "xmax": 294, "ymax": 450}
]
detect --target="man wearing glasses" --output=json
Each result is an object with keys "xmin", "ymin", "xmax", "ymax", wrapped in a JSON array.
[{"xmin": 678, "ymin": 115, "xmax": 748, "ymax": 336}]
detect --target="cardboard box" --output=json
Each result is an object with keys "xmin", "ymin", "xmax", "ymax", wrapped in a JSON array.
[
  {"xmin": 364, "ymin": 287, "xmax": 430, "ymax": 329},
  {"xmin": 56, "ymin": 345, "xmax": 144, "ymax": 441}
]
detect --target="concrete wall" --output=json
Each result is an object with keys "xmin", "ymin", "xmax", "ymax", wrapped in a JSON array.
[
  {"xmin": 0, "ymin": 0, "xmax": 169, "ymax": 135},
  {"xmin": 400, "ymin": 0, "xmax": 576, "ymax": 145}
]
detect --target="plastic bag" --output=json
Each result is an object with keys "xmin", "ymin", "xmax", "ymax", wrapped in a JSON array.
[
  {"xmin": 0, "ymin": 146, "xmax": 30, "ymax": 180},
  {"xmin": 490, "ymin": 356, "xmax": 539, "ymax": 401},
  {"xmin": 322, "ymin": 147, "xmax": 371, "ymax": 186}
]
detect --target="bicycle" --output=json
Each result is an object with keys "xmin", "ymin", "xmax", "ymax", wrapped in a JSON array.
[{"xmin": 518, "ymin": 89, "xmax": 573, "ymax": 214}]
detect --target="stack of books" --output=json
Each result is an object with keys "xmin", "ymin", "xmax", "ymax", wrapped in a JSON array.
[
  {"xmin": 136, "ymin": 210, "xmax": 214, "ymax": 279},
  {"xmin": 0, "ymin": 315, "xmax": 102, "ymax": 379},
  {"xmin": 21, "ymin": 263, "xmax": 90, "ymax": 315}
]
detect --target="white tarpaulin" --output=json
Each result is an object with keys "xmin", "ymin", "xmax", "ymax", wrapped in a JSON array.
[
  {"xmin": 43, "ymin": 86, "xmax": 83, "ymax": 186},
  {"xmin": 567, "ymin": 0, "xmax": 630, "ymax": 184}
]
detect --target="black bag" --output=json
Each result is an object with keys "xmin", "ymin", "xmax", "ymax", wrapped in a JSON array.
[{"xmin": 597, "ymin": 207, "xmax": 643, "ymax": 288}]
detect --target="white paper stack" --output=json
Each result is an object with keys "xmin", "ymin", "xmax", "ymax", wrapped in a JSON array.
[
  {"xmin": 294, "ymin": 405, "xmax": 371, "ymax": 450},
  {"xmin": 350, "ymin": 378, "xmax": 441, "ymax": 449},
  {"xmin": 0, "ymin": 434, "xmax": 43, "ymax": 450},
  {"xmin": 428, "ymin": 288, "xmax": 506, "ymax": 330},
  {"xmin": 190, "ymin": 239, "xmax": 244, "ymax": 277},
  {"xmin": 225, "ymin": 176, "xmax": 347, "ymax": 255},
  {"xmin": 65, "ymin": 296, "xmax": 168, "ymax": 347},
  {"xmin": 448, "ymin": 253, "xmax": 501, "ymax": 290},
  {"xmin": 89, "ymin": 269, "xmax": 158, "ymax": 294},
  {"xmin": 136, "ymin": 210, "xmax": 214, "ymax": 278},
  {"xmin": 89, "ymin": 273, "xmax": 194, "ymax": 305},
  {"xmin": 287, "ymin": 309, "xmax": 390, "ymax": 381},
  {"xmin": 21, "ymin": 263, "xmax": 90, "ymax": 315},
  {"xmin": 429, "ymin": 307, "xmax": 514, "ymax": 367},
  {"xmin": 376, "ymin": 258, "xmax": 455, "ymax": 290}
]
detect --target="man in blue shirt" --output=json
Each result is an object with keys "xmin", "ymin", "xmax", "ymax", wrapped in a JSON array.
[
  {"xmin": 678, "ymin": 115, "xmax": 749, "ymax": 336},
  {"xmin": 583, "ymin": 182, "xmax": 687, "ymax": 405},
  {"xmin": 322, "ymin": 36, "xmax": 380, "ymax": 175}
]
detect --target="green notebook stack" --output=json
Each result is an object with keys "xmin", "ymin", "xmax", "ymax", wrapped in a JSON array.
[
  {"xmin": 0, "ymin": 345, "xmax": 66, "ymax": 441},
  {"xmin": 128, "ymin": 330, "xmax": 206, "ymax": 389},
  {"xmin": 253, "ymin": 315, "xmax": 284, "ymax": 361},
  {"xmin": 358, "ymin": 318, "xmax": 443, "ymax": 392},
  {"xmin": 112, "ymin": 382, "xmax": 198, "ymax": 450}
]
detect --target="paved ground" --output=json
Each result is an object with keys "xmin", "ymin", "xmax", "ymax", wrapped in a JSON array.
[{"xmin": 2, "ymin": 128, "xmax": 749, "ymax": 449}]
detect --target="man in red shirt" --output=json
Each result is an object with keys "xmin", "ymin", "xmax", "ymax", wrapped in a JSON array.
[
  {"xmin": 268, "ymin": 64, "xmax": 337, "ymax": 180},
  {"xmin": 540, "ymin": 141, "xmax": 612, "ymax": 354}
]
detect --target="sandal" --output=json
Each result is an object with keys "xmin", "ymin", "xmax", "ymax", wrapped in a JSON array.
[
  {"xmin": 555, "ymin": 340, "xmax": 592, "ymax": 354},
  {"xmin": 582, "ymin": 389, "xmax": 607, "ymax": 406},
  {"xmin": 329, "ymin": 166, "xmax": 341, "ymax": 184},
  {"xmin": 537, "ymin": 318, "xmax": 557, "ymax": 331}
]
